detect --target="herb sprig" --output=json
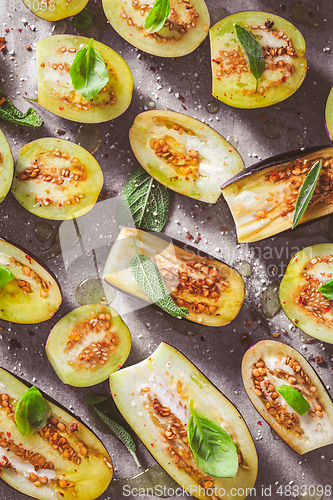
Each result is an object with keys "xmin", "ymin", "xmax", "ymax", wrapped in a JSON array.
[
  {"xmin": 144, "ymin": 0, "xmax": 170, "ymax": 33},
  {"xmin": 0, "ymin": 267, "xmax": 13, "ymax": 288},
  {"xmin": 73, "ymin": 9, "xmax": 94, "ymax": 29},
  {"xmin": 292, "ymin": 160, "xmax": 323, "ymax": 229},
  {"xmin": 15, "ymin": 386, "xmax": 48, "ymax": 436},
  {"xmin": 318, "ymin": 278, "xmax": 333, "ymax": 300},
  {"xmin": 0, "ymin": 91, "xmax": 43, "ymax": 127},
  {"xmin": 235, "ymin": 24, "xmax": 265, "ymax": 93},
  {"xmin": 276, "ymin": 385, "xmax": 310, "ymax": 415}
]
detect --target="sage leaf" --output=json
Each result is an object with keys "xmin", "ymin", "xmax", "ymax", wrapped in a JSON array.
[
  {"xmin": 73, "ymin": 9, "xmax": 94, "ymax": 29},
  {"xmin": 117, "ymin": 167, "xmax": 171, "ymax": 232},
  {"xmin": 0, "ymin": 91, "xmax": 43, "ymax": 127},
  {"xmin": 187, "ymin": 401, "xmax": 238, "ymax": 478},
  {"xmin": 143, "ymin": 0, "xmax": 170, "ymax": 33},
  {"xmin": 235, "ymin": 24, "xmax": 265, "ymax": 93},
  {"xmin": 70, "ymin": 38, "xmax": 109, "ymax": 100},
  {"xmin": 292, "ymin": 160, "xmax": 323, "ymax": 229},
  {"xmin": 15, "ymin": 386, "xmax": 48, "ymax": 436},
  {"xmin": 130, "ymin": 236, "xmax": 189, "ymax": 318},
  {"xmin": 318, "ymin": 278, "xmax": 333, "ymax": 301},
  {"xmin": 276, "ymin": 385, "xmax": 310, "ymax": 415}
]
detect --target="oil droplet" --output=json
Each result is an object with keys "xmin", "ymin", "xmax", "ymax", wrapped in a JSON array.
[
  {"xmin": 263, "ymin": 118, "xmax": 284, "ymax": 140},
  {"xmin": 261, "ymin": 284, "xmax": 281, "ymax": 318},
  {"xmin": 236, "ymin": 261, "xmax": 251, "ymax": 277},
  {"xmin": 289, "ymin": 2, "xmax": 318, "ymax": 27},
  {"xmin": 76, "ymin": 124, "xmax": 101, "ymax": 154},
  {"xmin": 144, "ymin": 97, "xmax": 156, "ymax": 109},
  {"xmin": 34, "ymin": 222, "xmax": 53, "ymax": 243},
  {"xmin": 300, "ymin": 330, "xmax": 316, "ymax": 343},
  {"xmin": 206, "ymin": 100, "xmax": 219, "ymax": 114},
  {"xmin": 227, "ymin": 135, "xmax": 238, "ymax": 149},
  {"xmin": 75, "ymin": 277, "xmax": 116, "ymax": 306},
  {"xmin": 52, "ymin": 21, "xmax": 68, "ymax": 34},
  {"xmin": 110, "ymin": 464, "xmax": 179, "ymax": 497}
]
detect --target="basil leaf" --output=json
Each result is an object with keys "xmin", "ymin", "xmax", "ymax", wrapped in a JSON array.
[
  {"xmin": 187, "ymin": 401, "xmax": 238, "ymax": 478},
  {"xmin": 0, "ymin": 91, "xmax": 43, "ymax": 127},
  {"xmin": 69, "ymin": 38, "xmax": 109, "ymax": 100},
  {"xmin": 73, "ymin": 9, "xmax": 94, "ymax": 29},
  {"xmin": 130, "ymin": 236, "xmax": 189, "ymax": 318},
  {"xmin": 86, "ymin": 393, "xmax": 141, "ymax": 468},
  {"xmin": 0, "ymin": 267, "xmax": 13, "ymax": 288},
  {"xmin": 292, "ymin": 160, "xmax": 323, "ymax": 229},
  {"xmin": 318, "ymin": 278, "xmax": 333, "ymax": 301},
  {"xmin": 144, "ymin": 0, "xmax": 170, "ymax": 33},
  {"xmin": 117, "ymin": 167, "xmax": 171, "ymax": 232},
  {"xmin": 276, "ymin": 385, "xmax": 310, "ymax": 416},
  {"xmin": 235, "ymin": 24, "xmax": 265, "ymax": 93},
  {"xmin": 15, "ymin": 386, "xmax": 48, "ymax": 436}
]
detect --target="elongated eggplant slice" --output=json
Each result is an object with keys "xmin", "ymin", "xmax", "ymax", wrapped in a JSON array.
[
  {"xmin": 222, "ymin": 146, "xmax": 333, "ymax": 242},
  {"xmin": 37, "ymin": 35, "xmax": 133, "ymax": 123},
  {"xmin": 103, "ymin": 227, "xmax": 244, "ymax": 327},
  {"xmin": 242, "ymin": 340, "xmax": 333, "ymax": 454},
  {"xmin": 279, "ymin": 244, "xmax": 333, "ymax": 344},
  {"xmin": 210, "ymin": 12, "xmax": 307, "ymax": 108},
  {"xmin": 0, "ymin": 130, "xmax": 13, "ymax": 204},
  {"xmin": 46, "ymin": 305, "xmax": 131, "ymax": 387},
  {"xmin": 129, "ymin": 110, "xmax": 244, "ymax": 203},
  {"xmin": 0, "ymin": 239, "xmax": 61, "ymax": 324},
  {"xmin": 0, "ymin": 367, "xmax": 112, "ymax": 500},
  {"xmin": 325, "ymin": 86, "xmax": 333, "ymax": 140},
  {"xmin": 22, "ymin": 0, "xmax": 88, "ymax": 21},
  {"xmin": 11, "ymin": 138, "xmax": 103, "ymax": 220},
  {"xmin": 110, "ymin": 343, "xmax": 257, "ymax": 500},
  {"xmin": 102, "ymin": 0, "xmax": 210, "ymax": 58}
]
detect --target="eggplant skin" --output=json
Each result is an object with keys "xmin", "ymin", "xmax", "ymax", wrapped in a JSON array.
[
  {"xmin": 110, "ymin": 342, "xmax": 258, "ymax": 500},
  {"xmin": 242, "ymin": 340, "xmax": 333, "ymax": 454},
  {"xmin": 222, "ymin": 146, "xmax": 333, "ymax": 242}
]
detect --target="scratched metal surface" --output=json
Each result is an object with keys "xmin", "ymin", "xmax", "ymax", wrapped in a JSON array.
[{"xmin": 0, "ymin": 0, "xmax": 333, "ymax": 499}]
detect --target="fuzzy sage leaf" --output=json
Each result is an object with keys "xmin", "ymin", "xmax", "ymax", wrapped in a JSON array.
[
  {"xmin": 292, "ymin": 160, "xmax": 323, "ymax": 229},
  {"xmin": 15, "ymin": 386, "xmax": 48, "ymax": 436},
  {"xmin": 130, "ymin": 236, "xmax": 189, "ymax": 318},
  {"xmin": 318, "ymin": 278, "xmax": 333, "ymax": 300},
  {"xmin": 70, "ymin": 38, "xmax": 109, "ymax": 100},
  {"xmin": 235, "ymin": 24, "xmax": 265, "ymax": 93},
  {"xmin": 117, "ymin": 167, "xmax": 171, "ymax": 232},
  {"xmin": 0, "ymin": 91, "xmax": 43, "ymax": 127},
  {"xmin": 143, "ymin": 0, "xmax": 170, "ymax": 33},
  {"xmin": 73, "ymin": 9, "xmax": 94, "ymax": 29},
  {"xmin": 187, "ymin": 401, "xmax": 238, "ymax": 478}
]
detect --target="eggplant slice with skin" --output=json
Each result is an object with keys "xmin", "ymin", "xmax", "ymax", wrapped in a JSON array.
[
  {"xmin": 221, "ymin": 145, "xmax": 333, "ymax": 242},
  {"xmin": 242, "ymin": 340, "xmax": 333, "ymax": 454},
  {"xmin": 103, "ymin": 227, "xmax": 244, "ymax": 327}
]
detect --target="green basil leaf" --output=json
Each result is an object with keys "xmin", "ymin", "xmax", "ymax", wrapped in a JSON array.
[
  {"xmin": 235, "ymin": 24, "xmax": 265, "ymax": 93},
  {"xmin": 130, "ymin": 236, "xmax": 189, "ymax": 318},
  {"xmin": 117, "ymin": 167, "xmax": 171, "ymax": 232},
  {"xmin": 276, "ymin": 385, "xmax": 310, "ymax": 416},
  {"xmin": 69, "ymin": 38, "xmax": 109, "ymax": 100},
  {"xmin": 0, "ymin": 91, "xmax": 43, "ymax": 127},
  {"xmin": 143, "ymin": 0, "xmax": 170, "ymax": 33},
  {"xmin": 0, "ymin": 267, "xmax": 13, "ymax": 288},
  {"xmin": 187, "ymin": 401, "xmax": 238, "ymax": 478},
  {"xmin": 292, "ymin": 160, "xmax": 323, "ymax": 229},
  {"xmin": 15, "ymin": 386, "xmax": 48, "ymax": 436},
  {"xmin": 73, "ymin": 9, "xmax": 94, "ymax": 29},
  {"xmin": 318, "ymin": 278, "xmax": 333, "ymax": 301}
]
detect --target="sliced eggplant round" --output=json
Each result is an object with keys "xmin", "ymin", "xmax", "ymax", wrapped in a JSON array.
[
  {"xmin": 11, "ymin": 138, "xmax": 103, "ymax": 220},
  {"xmin": 129, "ymin": 110, "xmax": 244, "ymax": 203},
  {"xmin": 46, "ymin": 305, "xmax": 131, "ymax": 387},
  {"xmin": 325, "ymin": 86, "xmax": 333, "ymax": 140},
  {"xmin": 22, "ymin": 0, "xmax": 88, "ymax": 21},
  {"xmin": 0, "ymin": 239, "xmax": 62, "ymax": 324},
  {"xmin": 37, "ymin": 35, "xmax": 133, "ymax": 123},
  {"xmin": 110, "ymin": 342, "xmax": 258, "ymax": 500},
  {"xmin": 0, "ymin": 366, "xmax": 112, "ymax": 500},
  {"xmin": 102, "ymin": 0, "xmax": 210, "ymax": 58},
  {"xmin": 222, "ymin": 146, "xmax": 333, "ymax": 242},
  {"xmin": 279, "ymin": 244, "xmax": 333, "ymax": 344},
  {"xmin": 242, "ymin": 340, "xmax": 333, "ymax": 454},
  {"xmin": 103, "ymin": 227, "xmax": 245, "ymax": 327},
  {"xmin": 0, "ymin": 130, "xmax": 14, "ymax": 204},
  {"xmin": 210, "ymin": 12, "xmax": 307, "ymax": 108}
]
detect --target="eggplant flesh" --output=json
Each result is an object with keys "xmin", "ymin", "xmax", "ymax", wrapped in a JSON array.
[
  {"xmin": 222, "ymin": 146, "xmax": 333, "ymax": 242},
  {"xmin": 242, "ymin": 340, "xmax": 333, "ymax": 454},
  {"xmin": 103, "ymin": 227, "xmax": 244, "ymax": 327}
]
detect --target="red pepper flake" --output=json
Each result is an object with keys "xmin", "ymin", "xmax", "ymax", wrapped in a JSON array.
[
  {"xmin": 258, "ymin": 113, "xmax": 264, "ymax": 121},
  {"xmin": 6, "ymin": 432, "xmax": 11, "ymax": 438},
  {"xmin": 314, "ymin": 356, "xmax": 323, "ymax": 364},
  {"xmin": 0, "ymin": 37, "xmax": 7, "ymax": 53},
  {"xmin": 5, "ymin": 29, "xmax": 9, "ymax": 33},
  {"xmin": 282, "ymin": 76, "xmax": 286, "ymax": 83},
  {"xmin": 207, "ymin": 217, "xmax": 211, "ymax": 220},
  {"xmin": 0, "ymin": 97, "xmax": 5, "ymax": 106},
  {"xmin": 186, "ymin": 233, "xmax": 193, "ymax": 240},
  {"xmin": 25, "ymin": 45, "xmax": 32, "ymax": 51},
  {"xmin": 178, "ymin": 95, "xmax": 185, "ymax": 102},
  {"xmin": 257, "ymin": 421, "xmax": 262, "ymax": 425},
  {"xmin": 104, "ymin": 153, "xmax": 109, "ymax": 158},
  {"xmin": 59, "ymin": 107, "xmax": 64, "ymax": 111},
  {"xmin": 25, "ymin": 255, "xmax": 32, "ymax": 264},
  {"xmin": 18, "ymin": 28, "xmax": 22, "ymax": 32}
]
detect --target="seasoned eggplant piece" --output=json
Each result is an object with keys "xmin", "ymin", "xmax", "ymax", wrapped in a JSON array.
[
  {"xmin": 279, "ymin": 244, "xmax": 333, "ymax": 344},
  {"xmin": 210, "ymin": 12, "xmax": 307, "ymax": 108},
  {"xmin": 129, "ymin": 110, "xmax": 244, "ymax": 203},
  {"xmin": 0, "ymin": 367, "xmax": 112, "ymax": 500},
  {"xmin": 0, "ymin": 130, "xmax": 13, "ymax": 204},
  {"xmin": 222, "ymin": 146, "xmax": 333, "ymax": 242},
  {"xmin": 46, "ymin": 305, "xmax": 131, "ymax": 387},
  {"xmin": 242, "ymin": 340, "xmax": 333, "ymax": 454},
  {"xmin": 110, "ymin": 342, "xmax": 258, "ymax": 500},
  {"xmin": 0, "ymin": 239, "xmax": 61, "ymax": 324},
  {"xmin": 22, "ymin": 0, "xmax": 88, "ymax": 21},
  {"xmin": 103, "ymin": 227, "xmax": 244, "ymax": 327}
]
